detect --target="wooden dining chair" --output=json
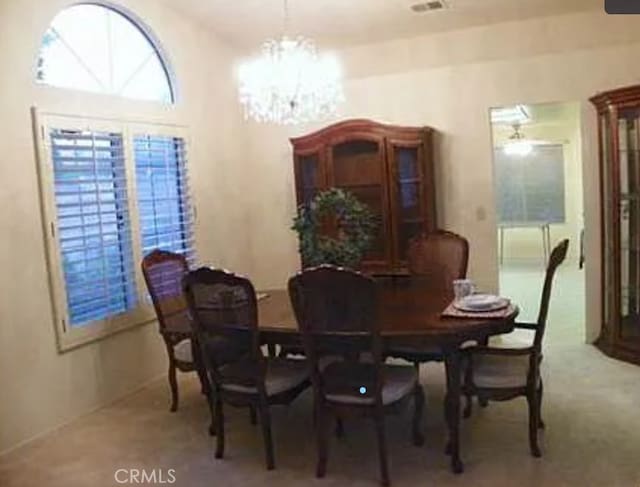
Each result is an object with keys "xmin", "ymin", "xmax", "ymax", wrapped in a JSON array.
[
  {"xmin": 461, "ymin": 239, "xmax": 569, "ymax": 457},
  {"xmin": 141, "ymin": 250, "xmax": 209, "ymax": 413},
  {"xmin": 387, "ymin": 231, "xmax": 470, "ymax": 368},
  {"xmin": 289, "ymin": 265, "xmax": 425, "ymax": 487},
  {"xmin": 183, "ymin": 267, "xmax": 310, "ymax": 470}
]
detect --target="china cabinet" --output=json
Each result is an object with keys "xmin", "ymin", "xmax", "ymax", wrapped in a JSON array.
[
  {"xmin": 591, "ymin": 85, "xmax": 640, "ymax": 365},
  {"xmin": 290, "ymin": 119, "xmax": 437, "ymax": 275}
]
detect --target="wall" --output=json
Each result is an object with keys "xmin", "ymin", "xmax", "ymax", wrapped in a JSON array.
[
  {"xmin": 241, "ymin": 10, "xmax": 640, "ymax": 347},
  {"xmin": 491, "ymin": 109, "xmax": 583, "ymax": 265},
  {"xmin": 0, "ymin": 0, "xmax": 246, "ymax": 453}
]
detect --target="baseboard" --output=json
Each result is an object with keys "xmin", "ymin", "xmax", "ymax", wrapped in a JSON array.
[{"xmin": 0, "ymin": 372, "xmax": 165, "ymax": 458}]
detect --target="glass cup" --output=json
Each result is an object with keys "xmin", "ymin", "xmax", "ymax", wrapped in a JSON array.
[{"xmin": 453, "ymin": 279, "xmax": 475, "ymax": 301}]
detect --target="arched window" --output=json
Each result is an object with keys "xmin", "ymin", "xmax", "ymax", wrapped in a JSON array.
[{"xmin": 36, "ymin": 3, "xmax": 174, "ymax": 103}]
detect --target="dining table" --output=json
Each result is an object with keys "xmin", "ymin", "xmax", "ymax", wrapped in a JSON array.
[{"xmin": 256, "ymin": 277, "xmax": 518, "ymax": 474}]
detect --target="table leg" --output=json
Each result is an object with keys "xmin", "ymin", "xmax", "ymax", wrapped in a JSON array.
[
  {"xmin": 443, "ymin": 347, "xmax": 464, "ymax": 474},
  {"xmin": 499, "ymin": 227, "xmax": 504, "ymax": 266}
]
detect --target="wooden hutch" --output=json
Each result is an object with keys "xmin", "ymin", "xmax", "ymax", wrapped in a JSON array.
[{"xmin": 290, "ymin": 119, "xmax": 437, "ymax": 275}]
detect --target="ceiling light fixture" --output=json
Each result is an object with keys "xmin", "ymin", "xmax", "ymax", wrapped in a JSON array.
[
  {"xmin": 503, "ymin": 123, "xmax": 533, "ymax": 157},
  {"xmin": 236, "ymin": 0, "xmax": 344, "ymax": 125}
]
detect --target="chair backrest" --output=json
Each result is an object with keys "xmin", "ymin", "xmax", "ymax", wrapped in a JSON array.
[
  {"xmin": 407, "ymin": 231, "xmax": 469, "ymax": 297},
  {"xmin": 288, "ymin": 265, "xmax": 381, "ymax": 402},
  {"xmin": 183, "ymin": 267, "xmax": 263, "ymax": 390},
  {"xmin": 141, "ymin": 249, "xmax": 190, "ymax": 336},
  {"xmin": 533, "ymin": 239, "xmax": 570, "ymax": 349}
]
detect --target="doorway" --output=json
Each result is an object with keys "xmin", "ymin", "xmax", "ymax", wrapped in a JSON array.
[{"xmin": 490, "ymin": 102, "xmax": 586, "ymax": 343}]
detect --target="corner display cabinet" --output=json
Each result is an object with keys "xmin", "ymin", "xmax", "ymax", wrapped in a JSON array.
[
  {"xmin": 290, "ymin": 119, "xmax": 437, "ymax": 275},
  {"xmin": 591, "ymin": 85, "xmax": 640, "ymax": 365}
]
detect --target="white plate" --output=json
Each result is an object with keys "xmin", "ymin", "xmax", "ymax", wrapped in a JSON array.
[{"xmin": 454, "ymin": 294, "xmax": 510, "ymax": 312}]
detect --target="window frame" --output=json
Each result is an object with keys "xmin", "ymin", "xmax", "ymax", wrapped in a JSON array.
[
  {"xmin": 35, "ymin": 2, "xmax": 178, "ymax": 104},
  {"xmin": 33, "ymin": 109, "xmax": 193, "ymax": 351}
]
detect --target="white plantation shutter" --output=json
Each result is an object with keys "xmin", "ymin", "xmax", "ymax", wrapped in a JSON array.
[
  {"xmin": 50, "ymin": 129, "xmax": 138, "ymax": 326},
  {"xmin": 36, "ymin": 111, "xmax": 194, "ymax": 349},
  {"xmin": 134, "ymin": 134, "xmax": 195, "ymax": 263}
]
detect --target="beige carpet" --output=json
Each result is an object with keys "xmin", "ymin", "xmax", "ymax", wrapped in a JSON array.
[{"xmin": 1, "ymin": 267, "xmax": 639, "ymax": 486}]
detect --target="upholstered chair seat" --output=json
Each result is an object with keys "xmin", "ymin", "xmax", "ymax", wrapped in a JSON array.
[
  {"xmin": 220, "ymin": 358, "xmax": 309, "ymax": 396},
  {"xmin": 173, "ymin": 339, "xmax": 194, "ymax": 363},
  {"xmin": 468, "ymin": 353, "xmax": 538, "ymax": 389},
  {"xmin": 323, "ymin": 362, "xmax": 418, "ymax": 406}
]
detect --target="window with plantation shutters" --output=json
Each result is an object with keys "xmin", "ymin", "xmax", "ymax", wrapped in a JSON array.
[
  {"xmin": 50, "ymin": 129, "xmax": 138, "ymax": 327},
  {"xmin": 35, "ymin": 111, "xmax": 193, "ymax": 351},
  {"xmin": 134, "ymin": 135, "xmax": 194, "ymax": 263}
]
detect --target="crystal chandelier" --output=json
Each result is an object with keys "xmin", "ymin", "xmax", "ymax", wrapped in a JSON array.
[{"xmin": 236, "ymin": 0, "xmax": 344, "ymax": 125}]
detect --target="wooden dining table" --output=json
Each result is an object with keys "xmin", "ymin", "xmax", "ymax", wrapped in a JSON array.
[{"xmin": 256, "ymin": 277, "xmax": 518, "ymax": 474}]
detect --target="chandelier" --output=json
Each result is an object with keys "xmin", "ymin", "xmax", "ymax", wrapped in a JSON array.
[{"xmin": 236, "ymin": 0, "xmax": 344, "ymax": 125}]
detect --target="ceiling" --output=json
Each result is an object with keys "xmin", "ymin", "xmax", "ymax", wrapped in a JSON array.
[{"xmin": 163, "ymin": 0, "xmax": 602, "ymax": 50}]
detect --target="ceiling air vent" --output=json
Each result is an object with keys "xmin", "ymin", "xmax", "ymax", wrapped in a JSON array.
[{"xmin": 410, "ymin": 0, "xmax": 447, "ymax": 13}]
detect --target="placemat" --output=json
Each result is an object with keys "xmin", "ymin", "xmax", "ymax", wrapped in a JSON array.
[{"xmin": 441, "ymin": 300, "xmax": 517, "ymax": 319}]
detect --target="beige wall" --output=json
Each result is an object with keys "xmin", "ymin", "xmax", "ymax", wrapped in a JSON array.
[
  {"xmin": 241, "ymin": 11, "xmax": 640, "ymax": 350},
  {"xmin": 0, "ymin": 0, "xmax": 246, "ymax": 453},
  {"xmin": 491, "ymin": 109, "xmax": 583, "ymax": 264}
]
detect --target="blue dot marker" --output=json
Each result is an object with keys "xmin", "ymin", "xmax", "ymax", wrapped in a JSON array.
[{"xmin": 359, "ymin": 386, "xmax": 367, "ymax": 395}]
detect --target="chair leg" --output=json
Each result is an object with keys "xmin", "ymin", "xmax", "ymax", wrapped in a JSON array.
[
  {"xmin": 249, "ymin": 406, "xmax": 257, "ymax": 426},
  {"xmin": 168, "ymin": 362, "xmax": 179, "ymax": 413},
  {"xmin": 412, "ymin": 384, "xmax": 425, "ymax": 446},
  {"xmin": 214, "ymin": 395, "xmax": 224, "ymax": 459},
  {"xmin": 538, "ymin": 381, "xmax": 545, "ymax": 429},
  {"xmin": 373, "ymin": 409, "xmax": 390, "ymax": 487},
  {"xmin": 463, "ymin": 393, "xmax": 473, "ymax": 419},
  {"xmin": 191, "ymin": 340, "xmax": 210, "ymax": 397},
  {"xmin": 315, "ymin": 403, "xmax": 329, "ymax": 478},
  {"xmin": 258, "ymin": 403, "xmax": 275, "ymax": 470},
  {"xmin": 335, "ymin": 417, "xmax": 345, "ymax": 438},
  {"xmin": 527, "ymin": 389, "xmax": 542, "ymax": 458},
  {"xmin": 206, "ymin": 385, "xmax": 216, "ymax": 436}
]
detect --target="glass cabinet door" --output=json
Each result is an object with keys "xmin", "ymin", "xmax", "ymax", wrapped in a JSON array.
[
  {"xmin": 329, "ymin": 138, "xmax": 388, "ymax": 264},
  {"xmin": 617, "ymin": 109, "xmax": 640, "ymax": 341},
  {"xmin": 387, "ymin": 140, "xmax": 429, "ymax": 266},
  {"xmin": 294, "ymin": 150, "xmax": 324, "ymax": 204}
]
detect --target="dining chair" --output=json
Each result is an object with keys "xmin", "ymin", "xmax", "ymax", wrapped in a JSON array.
[
  {"xmin": 461, "ymin": 239, "xmax": 569, "ymax": 457},
  {"xmin": 289, "ymin": 265, "xmax": 425, "ymax": 487},
  {"xmin": 387, "ymin": 230, "xmax": 470, "ymax": 368},
  {"xmin": 141, "ymin": 250, "xmax": 209, "ymax": 413},
  {"xmin": 183, "ymin": 267, "xmax": 310, "ymax": 470}
]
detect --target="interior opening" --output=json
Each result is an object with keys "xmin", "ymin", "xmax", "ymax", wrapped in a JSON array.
[{"xmin": 490, "ymin": 101, "xmax": 586, "ymax": 343}]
